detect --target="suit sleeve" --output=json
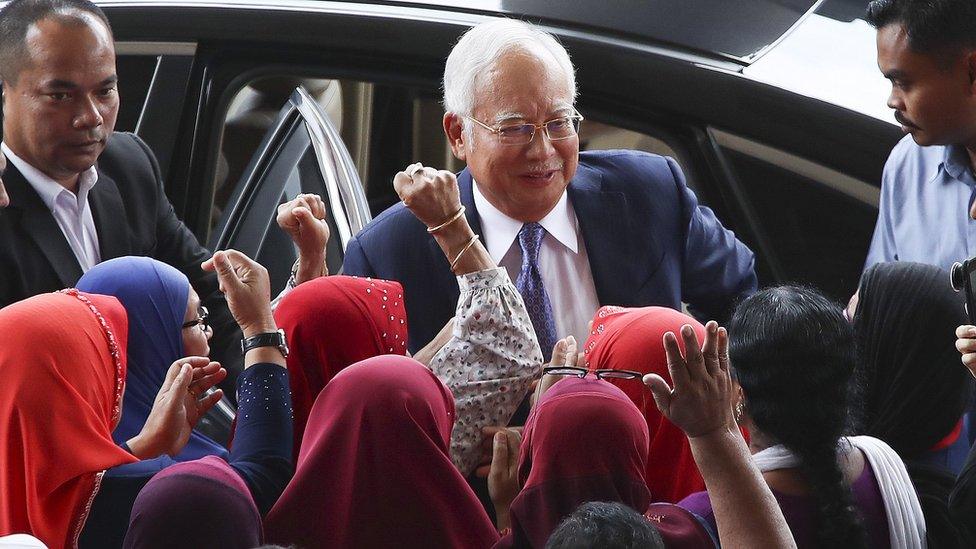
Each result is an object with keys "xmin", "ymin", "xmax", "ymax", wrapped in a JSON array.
[
  {"xmin": 669, "ymin": 157, "xmax": 758, "ymax": 322},
  {"xmin": 341, "ymin": 234, "xmax": 377, "ymax": 277},
  {"xmin": 131, "ymin": 134, "xmax": 243, "ymax": 393}
]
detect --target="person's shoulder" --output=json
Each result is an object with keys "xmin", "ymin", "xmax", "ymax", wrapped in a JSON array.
[
  {"xmin": 579, "ymin": 148, "xmax": 671, "ymax": 171},
  {"xmin": 99, "ymin": 131, "xmax": 151, "ymax": 162},
  {"xmin": 97, "ymin": 132, "xmax": 158, "ymax": 183},
  {"xmin": 354, "ymin": 200, "xmax": 424, "ymax": 245},
  {"xmin": 884, "ymin": 134, "xmax": 942, "ymax": 179}
]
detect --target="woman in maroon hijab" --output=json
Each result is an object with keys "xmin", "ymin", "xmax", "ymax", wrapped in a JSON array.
[{"xmin": 263, "ymin": 355, "xmax": 499, "ymax": 548}]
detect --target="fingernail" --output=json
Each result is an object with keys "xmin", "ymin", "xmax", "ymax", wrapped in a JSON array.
[
  {"xmin": 567, "ymin": 335, "xmax": 576, "ymax": 345},
  {"xmin": 495, "ymin": 432, "xmax": 505, "ymax": 443},
  {"xmin": 970, "ymin": 327, "xmax": 976, "ymax": 337}
]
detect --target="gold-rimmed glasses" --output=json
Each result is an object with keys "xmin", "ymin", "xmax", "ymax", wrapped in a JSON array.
[{"xmin": 463, "ymin": 109, "xmax": 584, "ymax": 146}]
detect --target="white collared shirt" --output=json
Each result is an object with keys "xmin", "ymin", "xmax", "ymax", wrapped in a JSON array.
[
  {"xmin": 472, "ymin": 180, "xmax": 600, "ymax": 346},
  {"xmin": 2, "ymin": 142, "xmax": 102, "ymax": 272}
]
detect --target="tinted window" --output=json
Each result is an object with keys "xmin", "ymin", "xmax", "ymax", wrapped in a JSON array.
[
  {"xmin": 115, "ymin": 55, "xmax": 159, "ymax": 132},
  {"xmin": 721, "ymin": 147, "xmax": 876, "ymax": 299}
]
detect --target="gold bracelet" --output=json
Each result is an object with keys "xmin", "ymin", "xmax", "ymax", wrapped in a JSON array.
[
  {"xmin": 426, "ymin": 205, "xmax": 466, "ymax": 234},
  {"xmin": 450, "ymin": 234, "xmax": 480, "ymax": 273}
]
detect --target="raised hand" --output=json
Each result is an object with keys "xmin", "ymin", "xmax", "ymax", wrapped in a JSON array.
[
  {"xmin": 202, "ymin": 250, "xmax": 275, "ymax": 338},
  {"xmin": 127, "ymin": 357, "xmax": 226, "ymax": 458},
  {"xmin": 956, "ymin": 325, "xmax": 976, "ymax": 378},
  {"xmin": 644, "ymin": 321, "xmax": 735, "ymax": 438},
  {"xmin": 276, "ymin": 193, "xmax": 330, "ymax": 284},
  {"xmin": 0, "ymin": 152, "xmax": 8, "ymax": 208},
  {"xmin": 488, "ymin": 427, "xmax": 522, "ymax": 531},
  {"xmin": 393, "ymin": 163, "xmax": 463, "ymax": 229}
]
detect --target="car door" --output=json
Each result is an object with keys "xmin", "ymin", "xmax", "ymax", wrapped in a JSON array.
[{"xmin": 209, "ymin": 86, "xmax": 372, "ymax": 293}]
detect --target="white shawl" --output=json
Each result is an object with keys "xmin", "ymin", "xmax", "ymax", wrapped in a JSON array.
[{"xmin": 752, "ymin": 435, "xmax": 926, "ymax": 549}]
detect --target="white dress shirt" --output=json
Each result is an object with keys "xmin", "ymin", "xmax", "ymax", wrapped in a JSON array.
[
  {"xmin": 2, "ymin": 142, "xmax": 102, "ymax": 272},
  {"xmin": 472, "ymin": 180, "xmax": 601, "ymax": 346}
]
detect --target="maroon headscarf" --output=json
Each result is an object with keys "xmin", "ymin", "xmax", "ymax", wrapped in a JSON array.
[
  {"xmin": 499, "ymin": 377, "xmax": 652, "ymax": 548},
  {"xmin": 264, "ymin": 355, "xmax": 499, "ymax": 549},
  {"xmin": 584, "ymin": 306, "xmax": 707, "ymax": 502},
  {"xmin": 123, "ymin": 456, "xmax": 261, "ymax": 548},
  {"xmin": 274, "ymin": 275, "xmax": 408, "ymax": 459}
]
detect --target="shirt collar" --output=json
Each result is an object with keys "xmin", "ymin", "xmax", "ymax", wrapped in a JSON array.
[
  {"xmin": 471, "ymin": 178, "xmax": 579, "ymax": 263},
  {"xmin": 941, "ymin": 144, "xmax": 975, "ymax": 185},
  {"xmin": 1, "ymin": 142, "xmax": 99, "ymax": 210}
]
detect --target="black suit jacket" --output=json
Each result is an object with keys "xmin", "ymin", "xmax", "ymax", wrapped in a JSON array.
[{"xmin": 0, "ymin": 132, "xmax": 242, "ymax": 389}]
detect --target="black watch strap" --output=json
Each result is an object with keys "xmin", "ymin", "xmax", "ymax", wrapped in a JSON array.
[{"xmin": 241, "ymin": 329, "xmax": 289, "ymax": 358}]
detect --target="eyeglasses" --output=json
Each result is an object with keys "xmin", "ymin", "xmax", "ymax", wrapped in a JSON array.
[
  {"xmin": 463, "ymin": 110, "xmax": 584, "ymax": 146},
  {"xmin": 542, "ymin": 365, "xmax": 643, "ymax": 381},
  {"xmin": 182, "ymin": 306, "xmax": 210, "ymax": 332}
]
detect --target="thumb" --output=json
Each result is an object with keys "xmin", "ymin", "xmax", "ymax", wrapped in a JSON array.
[
  {"xmin": 213, "ymin": 251, "xmax": 243, "ymax": 291},
  {"xmin": 506, "ymin": 430, "xmax": 520, "ymax": 470},
  {"xmin": 644, "ymin": 373, "xmax": 673, "ymax": 415}
]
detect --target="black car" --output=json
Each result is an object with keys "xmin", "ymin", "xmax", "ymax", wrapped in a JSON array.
[{"xmin": 34, "ymin": 0, "xmax": 899, "ymax": 302}]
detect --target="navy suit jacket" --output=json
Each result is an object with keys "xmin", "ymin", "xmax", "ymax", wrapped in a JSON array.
[{"xmin": 343, "ymin": 149, "xmax": 757, "ymax": 352}]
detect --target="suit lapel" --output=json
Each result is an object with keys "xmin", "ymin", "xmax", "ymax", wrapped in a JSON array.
[
  {"xmin": 4, "ymin": 165, "xmax": 83, "ymax": 286},
  {"xmin": 569, "ymin": 163, "xmax": 646, "ymax": 306},
  {"xmin": 89, "ymin": 169, "xmax": 132, "ymax": 260}
]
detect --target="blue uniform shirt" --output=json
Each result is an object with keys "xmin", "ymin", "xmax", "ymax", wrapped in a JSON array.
[{"xmin": 866, "ymin": 134, "xmax": 976, "ymax": 271}]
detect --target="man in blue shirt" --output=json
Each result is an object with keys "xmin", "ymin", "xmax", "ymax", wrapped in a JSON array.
[{"xmin": 865, "ymin": 0, "xmax": 976, "ymax": 271}]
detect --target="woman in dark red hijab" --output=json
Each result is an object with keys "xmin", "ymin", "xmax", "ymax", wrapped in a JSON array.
[
  {"xmin": 274, "ymin": 275, "xmax": 408, "ymax": 458},
  {"xmin": 584, "ymin": 306, "xmax": 707, "ymax": 503},
  {"xmin": 502, "ymin": 376, "xmax": 652, "ymax": 548},
  {"xmin": 263, "ymin": 354, "xmax": 499, "ymax": 548}
]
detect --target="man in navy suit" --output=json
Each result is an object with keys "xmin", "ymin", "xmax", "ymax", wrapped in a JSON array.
[{"xmin": 342, "ymin": 18, "xmax": 757, "ymax": 355}]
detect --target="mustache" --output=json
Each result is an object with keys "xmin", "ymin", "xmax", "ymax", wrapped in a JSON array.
[{"xmin": 894, "ymin": 111, "xmax": 920, "ymax": 129}]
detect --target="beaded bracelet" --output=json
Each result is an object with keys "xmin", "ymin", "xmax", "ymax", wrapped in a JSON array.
[
  {"xmin": 450, "ymin": 234, "xmax": 481, "ymax": 273},
  {"xmin": 426, "ymin": 205, "xmax": 466, "ymax": 234}
]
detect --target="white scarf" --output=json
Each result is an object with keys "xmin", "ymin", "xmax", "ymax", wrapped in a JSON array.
[{"xmin": 752, "ymin": 435, "xmax": 926, "ymax": 549}]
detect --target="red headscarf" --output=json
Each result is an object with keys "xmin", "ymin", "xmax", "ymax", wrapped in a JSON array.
[
  {"xmin": 500, "ymin": 377, "xmax": 652, "ymax": 548},
  {"xmin": 0, "ymin": 291, "xmax": 137, "ymax": 548},
  {"xmin": 274, "ymin": 275, "xmax": 408, "ymax": 458},
  {"xmin": 264, "ymin": 355, "xmax": 498, "ymax": 549},
  {"xmin": 583, "ymin": 306, "xmax": 706, "ymax": 503}
]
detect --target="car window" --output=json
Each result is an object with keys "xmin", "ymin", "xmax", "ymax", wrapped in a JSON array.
[
  {"xmin": 115, "ymin": 55, "xmax": 160, "ymax": 133},
  {"xmin": 715, "ymin": 133, "xmax": 878, "ymax": 300}
]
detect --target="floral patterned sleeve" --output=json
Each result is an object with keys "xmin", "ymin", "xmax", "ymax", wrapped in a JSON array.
[{"xmin": 429, "ymin": 266, "xmax": 544, "ymax": 475}]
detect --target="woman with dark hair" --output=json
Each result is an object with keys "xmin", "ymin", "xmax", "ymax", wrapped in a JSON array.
[
  {"xmin": 851, "ymin": 261, "xmax": 972, "ymax": 471},
  {"xmin": 679, "ymin": 286, "xmax": 925, "ymax": 548},
  {"xmin": 851, "ymin": 262, "xmax": 973, "ymax": 547}
]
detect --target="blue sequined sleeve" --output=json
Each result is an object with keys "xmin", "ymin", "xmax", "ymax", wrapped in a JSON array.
[{"xmin": 229, "ymin": 362, "xmax": 294, "ymax": 514}]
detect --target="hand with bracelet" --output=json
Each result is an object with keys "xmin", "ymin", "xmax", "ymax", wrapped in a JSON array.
[
  {"xmin": 276, "ymin": 193, "xmax": 330, "ymax": 286},
  {"xmin": 393, "ymin": 162, "xmax": 493, "ymax": 275}
]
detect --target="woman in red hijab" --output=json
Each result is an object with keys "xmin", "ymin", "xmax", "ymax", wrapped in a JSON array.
[
  {"xmin": 264, "ymin": 354, "xmax": 499, "ymax": 548},
  {"xmin": 583, "ymin": 306, "xmax": 707, "ymax": 503},
  {"xmin": 0, "ymin": 291, "xmax": 137, "ymax": 548},
  {"xmin": 273, "ymin": 275, "xmax": 408, "ymax": 458}
]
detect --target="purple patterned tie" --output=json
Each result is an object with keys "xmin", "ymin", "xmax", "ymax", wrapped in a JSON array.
[{"xmin": 515, "ymin": 222, "xmax": 557, "ymax": 361}]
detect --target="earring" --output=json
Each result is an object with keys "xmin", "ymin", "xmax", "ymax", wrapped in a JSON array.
[{"xmin": 734, "ymin": 401, "xmax": 744, "ymax": 422}]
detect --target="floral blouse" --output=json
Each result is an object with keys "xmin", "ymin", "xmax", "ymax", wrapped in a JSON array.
[{"xmin": 429, "ymin": 267, "xmax": 543, "ymax": 474}]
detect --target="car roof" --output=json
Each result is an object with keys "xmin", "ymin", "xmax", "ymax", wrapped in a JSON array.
[{"xmin": 335, "ymin": 0, "xmax": 825, "ymax": 63}]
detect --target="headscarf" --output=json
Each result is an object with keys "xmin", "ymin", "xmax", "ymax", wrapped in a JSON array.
[
  {"xmin": 583, "ymin": 306, "xmax": 707, "ymax": 502},
  {"xmin": 499, "ymin": 377, "xmax": 652, "ymax": 549},
  {"xmin": 77, "ymin": 256, "xmax": 226, "ymax": 464},
  {"xmin": 0, "ymin": 291, "xmax": 137, "ymax": 548},
  {"xmin": 264, "ymin": 355, "xmax": 498, "ymax": 549},
  {"xmin": 123, "ymin": 456, "xmax": 261, "ymax": 549},
  {"xmin": 854, "ymin": 262, "xmax": 972, "ymax": 459},
  {"xmin": 274, "ymin": 275, "xmax": 408, "ymax": 458}
]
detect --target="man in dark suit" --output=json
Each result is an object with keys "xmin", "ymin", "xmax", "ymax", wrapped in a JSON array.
[
  {"xmin": 342, "ymin": 18, "xmax": 757, "ymax": 356},
  {"xmin": 0, "ymin": 0, "xmax": 241, "ymax": 386}
]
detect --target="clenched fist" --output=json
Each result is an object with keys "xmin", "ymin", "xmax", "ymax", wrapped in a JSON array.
[{"xmin": 393, "ymin": 163, "xmax": 463, "ymax": 229}]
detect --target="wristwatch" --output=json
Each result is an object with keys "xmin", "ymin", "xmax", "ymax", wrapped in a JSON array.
[{"xmin": 241, "ymin": 329, "xmax": 289, "ymax": 358}]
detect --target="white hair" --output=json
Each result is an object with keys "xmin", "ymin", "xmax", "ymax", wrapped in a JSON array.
[{"xmin": 442, "ymin": 18, "xmax": 577, "ymax": 124}]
